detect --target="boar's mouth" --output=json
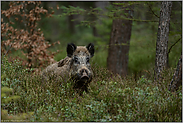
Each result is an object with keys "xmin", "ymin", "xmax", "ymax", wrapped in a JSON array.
[
  {"xmin": 79, "ymin": 69, "xmax": 90, "ymax": 82},
  {"xmin": 72, "ymin": 73, "xmax": 91, "ymax": 83},
  {"xmin": 74, "ymin": 73, "xmax": 90, "ymax": 82},
  {"xmin": 80, "ymin": 75, "xmax": 89, "ymax": 82}
]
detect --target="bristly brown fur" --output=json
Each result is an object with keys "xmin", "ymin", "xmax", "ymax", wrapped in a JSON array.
[
  {"xmin": 58, "ymin": 56, "xmax": 71, "ymax": 67},
  {"xmin": 73, "ymin": 46, "xmax": 90, "ymax": 56},
  {"xmin": 41, "ymin": 43, "xmax": 94, "ymax": 96}
]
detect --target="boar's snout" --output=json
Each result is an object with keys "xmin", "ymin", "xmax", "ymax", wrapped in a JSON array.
[{"xmin": 79, "ymin": 68, "xmax": 90, "ymax": 81}]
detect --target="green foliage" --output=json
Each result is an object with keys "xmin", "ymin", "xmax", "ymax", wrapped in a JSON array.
[
  {"xmin": 128, "ymin": 22, "xmax": 156, "ymax": 76},
  {"xmin": 59, "ymin": 4, "xmax": 102, "ymax": 27},
  {"xmin": 1, "ymin": 86, "xmax": 33, "ymax": 122},
  {"xmin": 1, "ymin": 87, "xmax": 20, "ymax": 104},
  {"xmin": 1, "ymin": 58, "xmax": 182, "ymax": 122}
]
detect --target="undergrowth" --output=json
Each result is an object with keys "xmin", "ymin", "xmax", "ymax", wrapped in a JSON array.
[{"xmin": 1, "ymin": 57, "xmax": 182, "ymax": 122}]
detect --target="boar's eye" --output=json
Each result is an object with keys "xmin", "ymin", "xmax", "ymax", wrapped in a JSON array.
[{"xmin": 74, "ymin": 57, "xmax": 80, "ymax": 64}]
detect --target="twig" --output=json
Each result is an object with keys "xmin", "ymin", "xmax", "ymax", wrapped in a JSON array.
[
  {"xmin": 3, "ymin": 44, "xmax": 12, "ymax": 57},
  {"xmin": 168, "ymin": 37, "xmax": 182, "ymax": 54},
  {"xmin": 147, "ymin": 2, "xmax": 160, "ymax": 18}
]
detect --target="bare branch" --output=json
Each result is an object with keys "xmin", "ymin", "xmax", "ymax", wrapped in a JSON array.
[
  {"xmin": 147, "ymin": 2, "xmax": 160, "ymax": 18},
  {"xmin": 168, "ymin": 36, "xmax": 182, "ymax": 54}
]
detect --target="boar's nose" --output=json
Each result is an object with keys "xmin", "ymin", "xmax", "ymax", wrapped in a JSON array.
[{"xmin": 80, "ymin": 69, "xmax": 89, "ymax": 81}]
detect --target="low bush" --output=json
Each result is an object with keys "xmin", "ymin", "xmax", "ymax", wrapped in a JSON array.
[{"xmin": 1, "ymin": 57, "xmax": 182, "ymax": 122}]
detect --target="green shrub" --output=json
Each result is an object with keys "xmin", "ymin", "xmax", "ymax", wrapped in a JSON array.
[
  {"xmin": 1, "ymin": 57, "xmax": 182, "ymax": 122},
  {"xmin": 1, "ymin": 86, "xmax": 33, "ymax": 122}
]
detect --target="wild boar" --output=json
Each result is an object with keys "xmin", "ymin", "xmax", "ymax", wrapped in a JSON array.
[{"xmin": 41, "ymin": 43, "xmax": 94, "ymax": 95}]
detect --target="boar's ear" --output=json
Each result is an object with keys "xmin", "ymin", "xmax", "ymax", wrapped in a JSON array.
[
  {"xmin": 67, "ymin": 43, "xmax": 76, "ymax": 57},
  {"xmin": 86, "ymin": 43, "xmax": 94, "ymax": 57}
]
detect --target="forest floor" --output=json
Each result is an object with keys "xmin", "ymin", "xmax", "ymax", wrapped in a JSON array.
[{"xmin": 1, "ymin": 57, "xmax": 182, "ymax": 122}]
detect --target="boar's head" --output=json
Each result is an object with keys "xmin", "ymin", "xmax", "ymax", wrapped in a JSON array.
[{"xmin": 67, "ymin": 43, "xmax": 94, "ymax": 93}]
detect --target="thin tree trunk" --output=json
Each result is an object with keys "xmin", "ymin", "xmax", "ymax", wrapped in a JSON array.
[
  {"xmin": 93, "ymin": 1, "xmax": 109, "ymax": 37},
  {"xmin": 107, "ymin": 2, "xmax": 133, "ymax": 76},
  {"xmin": 169, "ymin": 53, "xmax": 182, "ymax": 92},
  {"xmin": 50, "ymin": 1, "xmax": 59, "ymax": 38},
  {"xmin": 68, "ymin": 2, "xmax": 76, "ymax": 34},
  {"xmin": 91, "ymin": 2, "xmax": 98, "ymax": 37},
  {"xmin": 154, "ymin": 1, "xmax": 172, "ymax": 81}
]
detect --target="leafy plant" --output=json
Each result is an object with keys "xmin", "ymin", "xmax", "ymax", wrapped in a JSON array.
[
  {"xmin": 1, "ymin": 86, "xmax": 34, "ymax": 122},
  {"xmin": 1, "ymin": 1, "xmax": 60, "ymax": 68}
]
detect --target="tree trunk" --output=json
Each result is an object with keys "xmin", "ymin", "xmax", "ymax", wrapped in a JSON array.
[
  {"xmin": 107, "ymin": 2, "xmax": 133, "ymax": 76},
  {"xmin": 90, "ymin": 2, "xmax": 98, "ymax": 37},
  {"xmin": 169, "ymin": 53, "xmax": 182, "ymax": 92},
  {"xmin": 94, "ymin": 1, "xmax": 109, "ymax": 25},
  {"xmin": 51, "ymin": 2, "xmax": 59, "ymax": 37},
  {"xmin": 154, "ymin": 1, "xmax": 172, "ymax": 81},
  {"xmin": 91, "ymin": 1, "xmax": 108, "ymax": 37},
  {"xmin": 68, "ymin": 2, "xmax": 76, "ymax": 34}
]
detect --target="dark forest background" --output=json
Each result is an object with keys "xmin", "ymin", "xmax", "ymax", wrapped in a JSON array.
[{"xmin": 1, "ymin": 1, "xmax": 182, "ymax": 122}]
